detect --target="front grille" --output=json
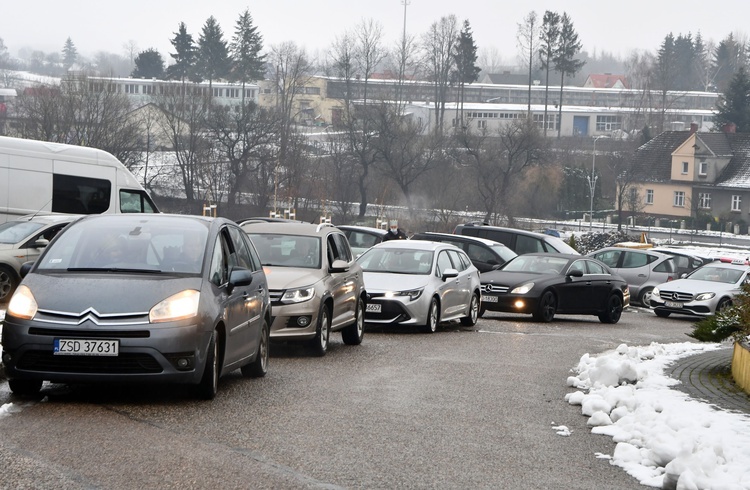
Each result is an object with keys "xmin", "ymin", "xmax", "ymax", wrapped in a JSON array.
[
  {"xmin": 17, "ymin": 350, "xmax": 162, "ymax": 374},
  {"xmin": 28, "ymin": 328, "xmax": 150, "ymax": 338},
  {"xmin": 365, "ymin": 300, "xmax": 410, "ymax": 321},
  {"xmin": 659, "ymin": 291, "xmax": 694, "ymax": 302},
  {"xmin": 34, "ymin": 308, "xmax": 149, "ymax": 326},
  {"xmin": 269, "ymin": 289, "xmax": 285, "ymax": 304},
  {"xmin": 481, "ymin": 284, "xmax": 509, "ymax": 294}
]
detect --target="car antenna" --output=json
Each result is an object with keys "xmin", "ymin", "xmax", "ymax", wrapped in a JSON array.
[{"xmin": 28, "ymin": 198, "xmax": 53, "ymax": 219}]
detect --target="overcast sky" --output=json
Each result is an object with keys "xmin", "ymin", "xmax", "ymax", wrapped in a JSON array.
[{"xmin": 3, "ymin": 0, "xmax": 748, "ymax": 64}]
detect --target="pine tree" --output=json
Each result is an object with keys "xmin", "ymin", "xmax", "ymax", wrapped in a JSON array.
[
  {"xmin": 166, "ymin": 22, "xmax": 198, "ymax": 82},
  {"xmin": 131, "ymin": 48, "xmax": 165, "ymax": 79},
  {"xmin": 62, "ymin": 37, "xmax": 78, "ymax": 70},
  {"xmin": 229, "ymin": 8, "xmax": 266, "ymax": 92},
  {"xmin": 552, "ymin": 13, "xmax": 584, "ymax": 138},
  {"xmin": 452, "ymin": 20, "xmax": 480, "ymax": 125},
  {"xmin": 197, "ymin": 16, "xmax": 230, "ymax": 92},
  {"xmin": 712, "ymin": 34, "xmax": 747, "ymax": 93},
  {"xmin": 716, "ymin": 66, "xmax": 750, "ymax": 132}
]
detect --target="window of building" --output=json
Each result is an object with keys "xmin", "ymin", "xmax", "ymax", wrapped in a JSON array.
[
  {"xmin": 477, "ymin": 120, "xmax": 486, "ymax": 129},
  {"xmin": 674, "ymin": 191, "xmax": 685, "ymax": 207},
  {"xmin": 732, "ymin": 195, "xmax": 742, "ymax": 212},
  {"xmin": 595, "ymin": 115, "xmax": 622, "ymax": 131},
  {"xmin": 646, "ymin": 189, "xmax": 654, "ymax": 204},
  {"xmin": 699, "ymin": 161, "xmax": 708, "ymax": 175},
  {"xmin": 532, "ymin": 114, "xmax": 558, "ymax": 130},
  {"xmin": 681, "ymin": 161, "xmax": 689, "ymax": 174},
  {"xmin": 698, "ymin": 193, "xmax": 711, "ymax": 209}
]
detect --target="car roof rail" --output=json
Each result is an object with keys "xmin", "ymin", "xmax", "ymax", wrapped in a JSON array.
[{"xmin": 316, "ymin": 222, "xmax": 335, "ymax": 233}]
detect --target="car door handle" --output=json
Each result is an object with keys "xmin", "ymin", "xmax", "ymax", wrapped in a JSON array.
[
  {"xmin": 638, "ymin": 274, "xmax": 647, "ymax": 277},
  {"xmin": 586, "ymin": 281, "xmax": 592, "ymax": 285}
]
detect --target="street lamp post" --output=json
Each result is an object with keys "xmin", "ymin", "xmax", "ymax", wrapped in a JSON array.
[{"xmin": 588, "ymin": 135, "xmax": 608, "ymax": 231}]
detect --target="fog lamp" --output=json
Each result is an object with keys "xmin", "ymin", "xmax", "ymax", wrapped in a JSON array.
[
  {"xmin": 514, "ymin": 300, "xmax": 525, "ymax": 309},
  {"xmin": 297, "ymin": 316, "xmax": 311, "ymax": 327},
  {"xmin": 177, "ymin": 358, "xmax": 189, "ymax": 368}
]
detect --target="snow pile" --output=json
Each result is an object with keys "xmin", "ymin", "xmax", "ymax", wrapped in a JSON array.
[{"xmin": 566, "ymin": 342, "xmax": 750, "ymax": 489}]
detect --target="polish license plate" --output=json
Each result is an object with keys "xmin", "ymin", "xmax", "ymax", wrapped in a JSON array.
[
  {"xmin": 366, "ymin": 303, "xmax": 381, "ymax": 313},
  {"xmin": 664, "ymin": 301, "xmax": 683, "ymax": 308},
  {"xmin": 54, "ymin": 338, "xmax": 119, "ymax": 356},
  {"xmin": 482, "ymin": 295, "xmax": 498, "ymax": 303}
]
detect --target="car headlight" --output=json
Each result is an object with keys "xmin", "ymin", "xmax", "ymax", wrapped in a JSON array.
[
  {"xmin": 384, "ymin": 288, "xmax": 423, "ymax": 301},
  {"xmin": 511, "ymin": 282, "xmax": 535, "ymax": 294},
  {"xmin": 695, "ymin": 292, "xmax": 715, "ymax": 301},
  {"xmin": 7, "ymin": 285, "xmax": 38, "ymax": 320},
  {"xmin": 150, "ymin": 290, "xmax": 200, "ymax": 323},
  {"xmin": 281, "ymin": 286, "xmax": 315, "ymax": 304},
  {"xmin": 652, "ymin": 286, "xmax": 660, "ymax": 297}
]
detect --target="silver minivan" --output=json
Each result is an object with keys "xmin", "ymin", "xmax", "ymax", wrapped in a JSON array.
[{"xmin": 588, "ymin": 247, "xmax": 676, "ymax": 305}]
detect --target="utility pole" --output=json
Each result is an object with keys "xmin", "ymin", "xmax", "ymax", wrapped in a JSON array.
[{"xmin": 397, "ymin": 0, "xmax": 410, "ymax": 106}]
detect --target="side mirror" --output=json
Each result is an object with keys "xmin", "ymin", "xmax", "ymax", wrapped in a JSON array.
[
  {"xmin": 442, "ymin": 268, "xmax": 459, "ymax": 281},
  {"xmin": 567, "ymin": 269, "xmax": 584, "ymax": 278},
  {"xmin": 227, "ymin": 267, "xmax": 253, "ymax": 294},
  {"xmin": 33, "ymin": 238, "xmax": 50, "ymax": 248},
  {"xmin": 20, "ymin": 261, "xmax": 34, "ymax": 278},
  {"xmin": 330, "ymin": 259, "xmax": 350, "ymax": 273}
]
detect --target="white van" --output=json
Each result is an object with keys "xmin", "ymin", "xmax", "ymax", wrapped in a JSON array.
[{"xmin": 0, "ymin": 136, "xmax": 158, "ymax": 223}]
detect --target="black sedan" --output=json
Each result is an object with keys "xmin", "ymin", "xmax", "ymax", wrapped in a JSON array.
[
  {"xmin": 479, "ymin": 253, "xmax": 630, "ymax": 323},
  {"xmin": 2, "ymin": 214, "xmax": 271, "ymax": 399}
]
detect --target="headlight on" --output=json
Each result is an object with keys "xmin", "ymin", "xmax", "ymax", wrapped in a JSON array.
[
  {"xmin": 385, "ymin": 288, "xmax": 424, "ymax": 301},
  {"xmin": 511, "ymin": 282, "xmax": 535, "ymax": 294},
  {"xmin": 281, "ymin": 286, "xmax": 315, "ymax": 304},
  {"xmin": 150, "ymin": 290, "xmax": 200, "ymax": 323},
  {"xmin": 695, "ymin": 292, "xmax": 715, "ymax": 301},
  {"xmin": 7, "ymin": 285, "xmax": 38, "ymax": 320}
]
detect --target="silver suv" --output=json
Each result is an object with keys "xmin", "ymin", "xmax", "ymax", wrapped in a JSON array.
[
  {"xmin": 242, "ymin": 222, "xmax": 366, "ymax": 356},
  {"xmin": 0, "ymin": 214, "xmax": 80, "ymax": 302}
]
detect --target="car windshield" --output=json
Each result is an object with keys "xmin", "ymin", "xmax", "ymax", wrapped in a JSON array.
[
  {"xmin": 0, "ymin": 221, "xmax": 44, "ymax": 244},
  {"xmin": 249, "ymin": 234, "xmax": 321, "ymax": 269},
  {"xmin": 36, "ymin": 217, "xmax": 209, "ymax": 274},
  {"xmin": 357, "ymin": 248, "xmax": 433, "ymax": 274},
  {"xmin": 491, "ymin": 244, "xmax": 517, "ymax": 262},
  {"xmin": 687, "ymin": 266, "xmax": 744, "ymax": 284},
  {"xmin": 501, "ymin": 255, "xmax": 569, "ymax": 274}
]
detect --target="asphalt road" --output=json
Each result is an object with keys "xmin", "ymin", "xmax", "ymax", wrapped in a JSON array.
[{"xmin": 0, "ymin": 307, "xmax": 699, "ymax": 489}]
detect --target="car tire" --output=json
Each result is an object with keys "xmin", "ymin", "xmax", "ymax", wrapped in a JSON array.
[
  {"xmin": 0, "ymin": 266, "xmax": 19, "ymax": 303},
  {"xmin": 638, "ymin": 287, "xmax": 654, "ymax": 307},
  {"xmin": 598, "ymin": 294, "xmax": 623, "ymax": 324},
  {"xmin": 342, "ymin": 298, "xmax": 365, "ymax": 346},
  {"xmin": 654, "ymin": 310, "xmax": 671, "ymax": 318},
  {"xmin": 242, "ymin": 319, "xmax": 269, "ymax": 378},
  {"xmin": 532, "ymin": 291, "xmax": 556, "ymax": 322},
  {"xmin": 460, "ymin": 293, "xmax": 480, "ymax": 326},
  {"xmin": 716, "ymin": 298, "xmax": 732, "ymax": 313},
  {"xmin": 421, "ymin": 297, "xmax": 440, "ymax": 333},
  {"xmin": 307, "ymin": 305, "xmax": 330, "ymax": 356},
  {"xmin": 195, "ymin": 330, "xmax": 219, "ymax": 400},
  {"xmin": 478, "ymin": 305, "xmax": 486, "ymax": 318},
  {"xmin": 8, "ymin": 379, "xmax": 42, "ymax": 396}
]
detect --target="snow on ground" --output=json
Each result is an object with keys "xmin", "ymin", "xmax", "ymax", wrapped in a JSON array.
[{"xmin": 566, "ymin": 342, "xmax": 750, "ymax": 489}]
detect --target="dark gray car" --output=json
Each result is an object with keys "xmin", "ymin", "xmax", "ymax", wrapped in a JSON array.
[{"xmin": 2, "ymin": 214, "xmax": 271, "ymax": 399}]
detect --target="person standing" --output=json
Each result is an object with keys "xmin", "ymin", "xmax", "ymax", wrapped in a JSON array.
[{"xmin": 382, "ymin": 220, "xmax": 407, "ymax": 241}]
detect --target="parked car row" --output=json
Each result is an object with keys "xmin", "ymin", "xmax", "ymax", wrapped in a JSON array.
[{"xmin": 1, "ymin": 216, "xmax": 740, "ymax": 400}]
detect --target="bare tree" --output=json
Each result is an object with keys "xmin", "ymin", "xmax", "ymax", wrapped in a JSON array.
[
  {"xmin": 422, "ymin": 15, "xmax": 459, "ymax": 133},
  {"xmin": 517, "ymin": 11, "xmax": 539, "ymax": 114}
]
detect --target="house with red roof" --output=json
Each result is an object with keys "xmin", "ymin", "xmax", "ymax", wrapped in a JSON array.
[{"xmin": 584, "ymin": 74, "xmax": 629, "ymax": 89}]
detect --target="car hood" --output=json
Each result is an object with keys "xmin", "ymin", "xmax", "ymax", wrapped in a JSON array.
[
  {"xmin": 20, "ymin": 273, "xmax": 203, "ymax": 313},
  {"xmin": 0, "ymin": 243, "xmax": 19, "ymax": 251},
  {"xmin": 263, "ymin": 267, "xmax": 323, "ymax": 290},
  {"xmin": 656, "ymin": 278, "xmax": 739, "ymax": 294},
  {"xmin": 362, "ymin": 272, "xmax": 429, "ymax": 292}
]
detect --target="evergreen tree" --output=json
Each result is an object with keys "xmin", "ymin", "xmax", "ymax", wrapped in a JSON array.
[
  {"xmin": 62, "ymin": 37, "xmax": 78, "ymax": 69},
  {"xmin": 166, "ymin": 22, "xmax": 198, "ymax": 82},
  {"xmin": 715, "ymin": 66, "xmax": 750, "ymax": 132},
  {"xmin": 712, "ymin": 34, "xmax": 747, "ymax": 92},
  {"xmin": 538, "ymin": 10, "xmax": 560, "ymax": 137},
  {"xmin": 196, "ymin": 16, "xmax": 230, "ymax": 92},
  {"xmin": 452, "ymin": 20, "xmax": 480, "ymax": 125},
  {"xmin": 131, "ymin": 48, "xmax": 165, "ymax": 79},
  {"xmin": 552, "ymin": 13, "xmax": 584, "ymax": 138},
  {"xmin": 229, "ymin": 8, "xmax": 266, "ymax": 92},
  {"xmin": 673, "ymin": 33, "xmax": 697, "ymax": 91}
]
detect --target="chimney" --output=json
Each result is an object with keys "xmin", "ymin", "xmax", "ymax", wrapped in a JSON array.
[
  {"xmin": 690, "ymin": 122, "xmax": 698, "ymax": 134},
  {"xmin": 723, "ymin": 122, "xmax": 737, "ymax": 133}
]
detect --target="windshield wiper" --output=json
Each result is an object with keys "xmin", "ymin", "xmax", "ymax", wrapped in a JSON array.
[{"xmin": 67, "ymin": 267, "xmax": 163, "ymax": 274}]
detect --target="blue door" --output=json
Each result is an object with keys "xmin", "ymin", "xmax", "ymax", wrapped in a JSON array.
[{"xmin": 573, "ymin": 116, "xmax": 590, "ymax": 136}]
